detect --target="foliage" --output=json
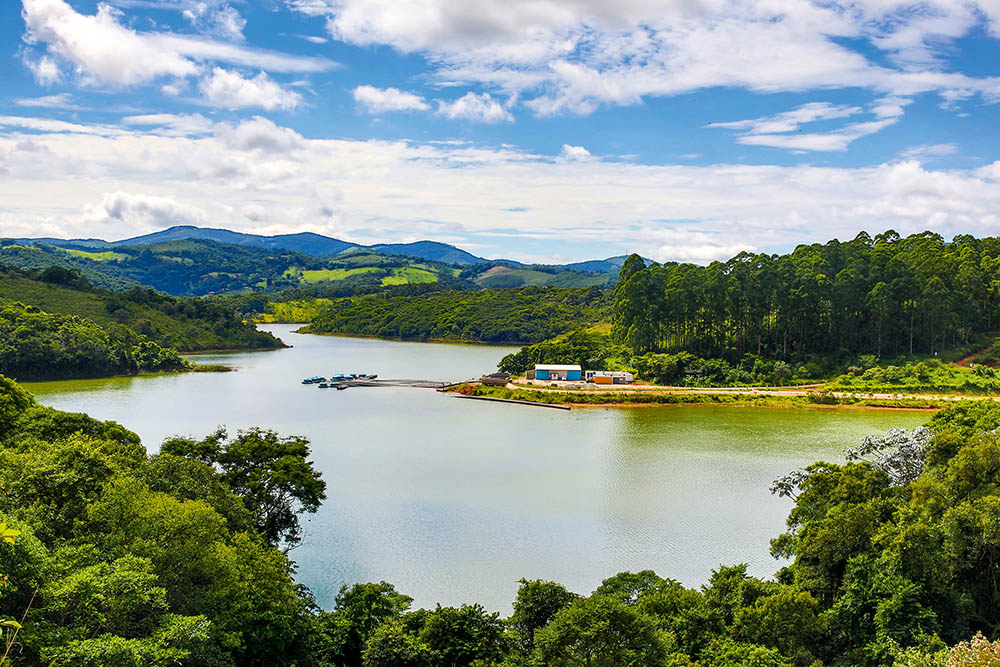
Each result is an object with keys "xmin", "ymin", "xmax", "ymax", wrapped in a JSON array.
[
  {"xmin": 531, "ymin": 595, "xmax": 675, "ymax": 666},
  {"xmin": 308, "ymin": 287, "xmax": 610, "ymax": 344},
  {"xmin": 160, "ymin": 428, "xmax": 327, "ymax": 550},
  {"xmin": 612, "ymin": 231, "xmax": 1000, "ymax": 362},
  {"xmin": 766, "ymin": 401, "xmax": 1000, "ymax": 665},
  {"xmin": 630, "ymin": 351, "xmax": 820, "ymax": 386},
  {"xmin": 0, "ymin": 239, "xmax": 474, "ymax": 297},
  {"xmin": 0, "ymin": 301, "xmax": 183, "ymax": 380},
  {"xmin": 498, "ymin": 328, "xmax": 626, "ymax": 373},
  {"xmin": 0, "ymin": 267, "xmax": 283, "ymax": 352},
  {"xmin": 0, "ymin": 375, "xmax": 319, "ymax": 665}
]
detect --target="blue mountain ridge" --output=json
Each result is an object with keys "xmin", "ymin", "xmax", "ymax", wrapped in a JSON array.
[{"xmin": 17, "ymin": 225, "xmax": 626, "ymax": 272}]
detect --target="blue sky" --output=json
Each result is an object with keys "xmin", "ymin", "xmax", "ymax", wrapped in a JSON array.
[{"xmin": 2, "ymin": 0, "xmax": 1000, "ymax": 263}]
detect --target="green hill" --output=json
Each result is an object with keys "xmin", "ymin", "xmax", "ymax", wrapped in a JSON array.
[
  {"xmin": 0, "ymin": 301, "xmax": 183, "ymax": 381},
  {"xmin": 0, "ymin": 267, "xmax": 283, "ymax": 352},
  {"xmin": 305, "ymin": 287, "xmax": 611, "ymax": 344},
  {"xmin": 0, "ymin": 239, "xmax": 479, "ymax": 297}
]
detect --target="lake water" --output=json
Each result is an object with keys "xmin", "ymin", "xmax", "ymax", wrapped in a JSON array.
[{"xmin": 25, "ymin": 324, "xmax": 927, "ymax": 612}]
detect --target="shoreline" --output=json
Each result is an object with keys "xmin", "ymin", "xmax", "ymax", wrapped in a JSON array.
[{"xmin": 451, "ymin": 384, "xmax": 956, "ymax": 411}]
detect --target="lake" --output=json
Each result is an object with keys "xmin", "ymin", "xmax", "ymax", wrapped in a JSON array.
[{"xmin": 25, "ymin": 324, "xmax": 927, "ymax": 612}]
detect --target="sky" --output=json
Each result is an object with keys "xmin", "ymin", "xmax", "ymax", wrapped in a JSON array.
[{"xmin": 1, "ymin": 0, "xmax": 1000, "ymax": 263}]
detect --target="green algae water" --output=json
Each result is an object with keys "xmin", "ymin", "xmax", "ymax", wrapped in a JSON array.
[{"xmin": 26, "ymin": 325, "xmax": 927, "ymax": 611}]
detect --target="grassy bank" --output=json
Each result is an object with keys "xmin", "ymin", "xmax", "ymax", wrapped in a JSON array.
[{"xmin": 454, "ymin": 384, "xmax": 947, "ymax": 410}]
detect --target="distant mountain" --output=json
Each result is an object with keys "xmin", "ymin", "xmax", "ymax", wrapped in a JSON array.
[
  {"xmin": 13, "ymin": 225, "xmax": 637, "ymax": 277},
  {"xmin": 19, "ymin": 225, "xmax": 489, "ymax": 265},
  {"xmin": 369, "ymin": 241, "xmax": 486, "ymax": 265},
  {"xmin": 112, "ymin": 225, "xmax": 357, "ymax": 256},
  {"xmin": 564, "ymin": 256, "xmax": 629, "ymax": 274}
]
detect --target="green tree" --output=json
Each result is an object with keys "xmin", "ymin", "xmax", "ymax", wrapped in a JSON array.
[
  {"xmin": 531, "ymin": 595, "xmax": 677, "ymax": 667},
  {"xmin": 160, "ymin": 427, "xmax": 326, "ymax": 549}
]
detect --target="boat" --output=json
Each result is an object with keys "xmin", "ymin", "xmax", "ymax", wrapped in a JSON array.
[
  {"xmin": 318, "ymin": 383, "xmax": 330, "ymax": 388},
  {"xmin": 336, "ymin": 384, "xmax": 348, "ymax": 390},
  {"xmin": 367, "ymin": 374, "xmax": 377, "ymax": 380}
]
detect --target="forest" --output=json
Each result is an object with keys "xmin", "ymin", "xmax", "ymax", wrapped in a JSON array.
[
  {"xmin": 0, "ymin": 266, "xmax": 282, "ymax": 353},
  {"xmin": 0, "ymin": 302, "xmax": 183, "ymax": 381},
  {"xmin": 611, "ymin": 231, "xmax": 1000, "ymax": 362},
  {"xmin": 306, "ymin": 287, "xmax": 611, "ymax": 344},
  {"xmin": 497, "ymin": 231, "xmax": 1000, "ymax": 388},
  {"xmin": 3, "ymin": 375, "xmax": 1000, "ymax": 665}
]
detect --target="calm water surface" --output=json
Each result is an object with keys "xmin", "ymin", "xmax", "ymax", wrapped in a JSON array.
[{"xmin": 26, "ymin": 325, "xmax": 927, "ymax": 611}]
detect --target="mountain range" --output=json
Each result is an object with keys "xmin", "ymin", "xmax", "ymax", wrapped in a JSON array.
[
  {"xmin": 17, "ymin": 225, "xmax": 633, "ymax": 272},
  {"xmin": 3, "ymin": 226, "xmax": 635, "ymax": 296}
]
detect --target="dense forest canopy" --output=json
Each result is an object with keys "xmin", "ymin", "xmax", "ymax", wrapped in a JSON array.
[
  {"xmin": 0, "ymin": 266, "xmax": 282, "ymax": 353},
  {"xmin": 4, "ymin": 371, "xmax": 1000, "ymax": 664},
  {"xmin": 612, "ymin": 231, "xmax": 1000, "ymax": 362},
  {"xmin": 0, "ymin": 301, "xmax": 183, "ymax": 381},
  {"xmin": 306, "ymin": 287, "xmax": 611, "ymax": 344}
]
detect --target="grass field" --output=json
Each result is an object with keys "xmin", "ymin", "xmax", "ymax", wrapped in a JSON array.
[
  {"xmin": 61, "ymin": 248, "xmax": 130, "ymax": 262},
  {"xmin": 283, "ymin": 266, "xmax": 380, "ymax": 283},
  {"xmin": 381, "ymin": 267, "xmax": 438, "ymax": 285}
]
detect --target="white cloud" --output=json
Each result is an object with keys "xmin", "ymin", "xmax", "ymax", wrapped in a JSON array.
[
  {"xmin": 652, "ymin": 229, "xmax": 755, "ymax": 263},
  {"xmin": 711, "ymin": 103, "xmax": 863, "ymax": 135},
  {"xmin": 353, "ymin": 85, "xmax": 430, "ymax": 113},
  {"xmin": 213, "ymin": 116, "xmax": 305, "ymax": 152},
  {"xmin": 289, "ymin": 0, "xmax": 1000, "ymax": 116},
  {"xmin": 0, "ymin": 115, "xmax": 127, "ymax": 136},
  {"xmin": 22, "ymin": 53, "xmax": 62, "ymax": 85},
  {"xmin": 121, "ymin": 113, "xmax": 214, "ymax": 136},
  {"xmin": 198, "ymin": 67, "xmax": 303, "ymax": 110},
  {"xmin": 560, "ymin": 144, "xmax": 591, "ymax": 160},
  {"xmin": 20, "ymin": 0, "xmax": 335, "ymax": 89},
  {"xmin": 180, "ymin": 1, "xmax": 246, "ymax": 40},
  {"xmin": 3, "ymin": 117, "xmax": 1000, "ymax": 260},
  {"xmin": 436, "ymin": 92, "xmax": 512, "ymax": 123},
  {"xmin": 710, "ymin": 97, "xmax": 911, "ymax": 152},
  {"xmin": 898, "ymin": 143, "xmax": 960, "ymax": 160},
  {"xmin": 13, "ymin": 93, "xmax": 79, "ymax": 109},
  {"xmin": 87, "ymin": 191, "xmax": 209, "ymax": 230}
]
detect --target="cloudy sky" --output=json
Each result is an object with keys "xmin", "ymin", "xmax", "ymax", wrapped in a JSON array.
[{"xmin": 1, "ymin": 0, "xmax": 1000, "ymax": 263}]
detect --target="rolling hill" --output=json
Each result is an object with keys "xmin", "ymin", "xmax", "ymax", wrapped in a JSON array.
[
  {"xmin": 0, "ymin": 267, "xmax": 283, "ymax": 352},
  {"xmin": 18, "ymin": 225, "xmax": 487, "ymax": 265}
]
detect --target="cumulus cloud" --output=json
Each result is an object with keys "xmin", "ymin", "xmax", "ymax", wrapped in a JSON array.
[
  {"xmin": 353, "ymin": 85, "xmax": 430, "ymax": 113},
  {"xmin": 560, "ymin": 144, "xmax": 591, "ymax": 160},
  {"xmin": 22, "ymin": 53, "xmax": 62, "ymax": 85},
  {"xmin": 20, "ymin": 0, "xmax": 335, "ymax": 90},
  {"xmin": 289, "ymin": 0, "xmax": 1000, "ymax": 116},
  {"xmin": 213, "ymin": 116, "xmax": 305, "ymax": 152},
  {"xmin": 652, "ymin": 229, "xmax": 756, "ymax": 263},
  {"xmin": 3, "ymin": 117, "xmax": 1000, "ymax": 261},
  {"xmin": 436, "ymin": 92, "xmax": 512, "ymax": 123},
  {"xmin": 87, "ymin": 191, "xmax": 209, "ymax": 229},
  {"xmin": 198, "ymin": 68, "xmax": 303, "ymax": 110}
]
